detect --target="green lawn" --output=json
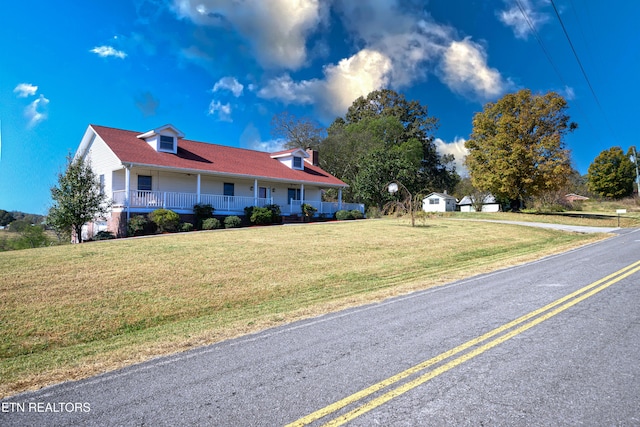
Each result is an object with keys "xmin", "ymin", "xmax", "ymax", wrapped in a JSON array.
[{"xmin": 0, "ymin": 217, "xmax": 609, "ymax": 397}]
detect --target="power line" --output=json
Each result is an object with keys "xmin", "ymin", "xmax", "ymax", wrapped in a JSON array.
[
  {"xmin": 514, "ymin": 0, "xmax": 601, "ymax": 145},
  {"xmin": 549, "ymin": 0, "xmax": 617, "ymax": 141},
  {"xmin": 514, "ymin": 0, "xmax": 568, "ymax": 89}
]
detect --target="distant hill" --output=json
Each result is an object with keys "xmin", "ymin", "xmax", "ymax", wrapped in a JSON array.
[{"xmin": 0, "ymin": 210, "xmax": 46, "ymax": 227}]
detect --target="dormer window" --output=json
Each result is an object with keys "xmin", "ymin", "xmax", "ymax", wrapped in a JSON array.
[
  {"xmin": 159, "ymin": 135, "xmax": 174, "ymax": 151},
  {"xmin": 137, "ymin": 124, "xmax": 184, "ymax": 154},
  {"xmin": 270, "ymin": 148, "xmax": 309, "ymax": 170}
]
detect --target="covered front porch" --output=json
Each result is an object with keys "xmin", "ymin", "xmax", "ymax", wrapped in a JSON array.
[{"xmin": 112, "ymin": 190, "xmax": 364, "ymax": 217}]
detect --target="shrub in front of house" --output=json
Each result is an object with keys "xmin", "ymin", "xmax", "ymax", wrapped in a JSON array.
[
  {"xmin": 265, "ymin": 204, "xmax": 282, "ymax": 224},
  {"xmin": 180, "ymin": 222, "xmax": 194, "ymax": 232},
  {"xmin": 366, "ymin": 206, "xmax": 382, "ymax": 218},
  {"xmin": 149, "ymin": 209, "xmax": 180, "ymax": 233},
  {"xmin": 350, "ymin": 209, "xmax": 364, "ymax": 220},
  {"xmin": 128, "ymin": 215, "xmax": 157, "ymax": 236},
  {"xmin": 193, "ymin": 203, "xmax": 214, "ymax": 229},
  {"xmin": 250, "ymin": 207, "xmax": 273, "ymax": 225},
  {"xmin": 202, "ymin": 217, "xmax": 222, "ymax": 230},
  {"xmin": 301, "ymin": 203, "xmax": 317, "ymax": 221},
  {"xmin": 244, "ymin": 206, "xmax": 255, "ymax": 225},
  {"xmin": 94, "ymin": 230, "xmax": 116, "ymax": 240},
  {"xmin": 335, "ymin": 210, "xmax": 354, "ymax": 220},
  {"xmin": 224, "ymin": 216, "xmax": 242, "ymax": 229}
]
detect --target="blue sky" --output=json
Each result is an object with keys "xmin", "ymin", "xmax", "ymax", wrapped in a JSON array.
[{"xmin": 1, "ymin": 0, "xmax": 638, "ymax": 214}]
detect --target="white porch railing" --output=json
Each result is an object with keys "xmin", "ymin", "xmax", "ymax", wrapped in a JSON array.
[
  {"xmin": 112, "ymin": 190, "xmax": 273, "ymax": 212},
  {"xmin": 199, "ymin": 194, "xmax": 272, "ymax": 212},
  {"xmin": 289, "ymin": 200, "xmax": 365, "ymax": 216},
  {"xmin": 112, "ymin": 190, "xmax": 364, "ymax": 217},
  {"xmin": 112, "ymin": 190, "xmax": 198, "ymax": 209}
]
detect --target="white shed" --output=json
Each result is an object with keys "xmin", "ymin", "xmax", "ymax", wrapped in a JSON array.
[
  {"xmin": 458, "ymin": 194, "xmax": 500, "ymax": 212},
  {"xmin": 422, "ymin": 192, "xmax": 457, "ymax": 212}
]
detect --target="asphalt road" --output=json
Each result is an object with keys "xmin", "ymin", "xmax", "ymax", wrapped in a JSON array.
[{"xmin": 2, "ymin": 228, "xmax": 640, "ymax": 426}]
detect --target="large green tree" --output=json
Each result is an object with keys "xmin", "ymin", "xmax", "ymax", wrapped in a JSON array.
[
  {"xmin": 48, "ymin": 155, "xmax": 110, "ymax": 243},
  {"xmin": 465, "ymin": 89, "xmax": 576, "ymax": 209},
  {"xmin": 319, "ymin": 89, "xmax": 459, "ymax": 208},
  {"xmin": 587, "ymin": 146, "xmax": 635, "ymax": 199}
]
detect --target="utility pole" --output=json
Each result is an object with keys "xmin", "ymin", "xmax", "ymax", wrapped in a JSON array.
[{"xmin": 633, "ymin": 147, "xmax": 640, "ymax": 194}]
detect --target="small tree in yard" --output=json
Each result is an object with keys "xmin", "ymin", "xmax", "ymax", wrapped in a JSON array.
[{"xmin": 48, "ymin": 155, "xmax": 110, "ymax": 243}]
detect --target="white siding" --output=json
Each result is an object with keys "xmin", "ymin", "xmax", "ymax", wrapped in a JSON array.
[
  {"xmin": 459, "ymin": 203, "xmax": 500, "ymax": 213},
  {"xmin": 83, "ymin": 132, "xmax": 122, "ymax": 202},
  {"xmin": 481, "ymin": 204, "xmax": 500, "ymax": 212},
  {"xmin": 422, "ymin": 195, "xmax": 456, "ymax": 212}
]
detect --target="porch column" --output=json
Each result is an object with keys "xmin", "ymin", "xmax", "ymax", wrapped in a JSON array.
[
  {"xmin": 300, "ymin": 184, "xmax": 305, "ymax": 203},
  {"xmin": 338, "ymin": 188, "xmax": 343, "ymax": 210},
  {"xmin": 196, "ymin": 174, "xmax": 201, "ymax": 204},
  {"xmin": 125, "ymin": 165, "xmax": 131, "ymax": 222},
  {"xmin": 253, "ymin": 178, "xmax": 258, "ymax": 206}
]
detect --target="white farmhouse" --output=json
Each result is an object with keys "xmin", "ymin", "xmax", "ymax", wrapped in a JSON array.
[{"xmin": 74, "ymin": 124, "xmax": 362, "ymax": 237}]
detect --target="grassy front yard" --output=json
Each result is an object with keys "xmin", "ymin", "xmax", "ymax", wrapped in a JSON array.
[{"xmin": 0, "ymin": 217, "xmax": 609, "ymax": 397}]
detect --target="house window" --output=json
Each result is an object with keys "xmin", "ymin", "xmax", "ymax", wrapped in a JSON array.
[
  {"xmin": 159, "ymin": 135, "xmax": 174, "ymax": 151},
  {"xmin": 429, "ymin": 198, "xmax": 439, "ymax": 204},
  {"xmin": 293, "ymin": 156, "xmax": 303, "ymax": 169},
  {"xmin": 288, "ymin": 188, "xmax": 301, "ymax": 204},
  {"xmin": 223, "ymin": 183, "xmax": 234, "ymax": 197},
  {"xmin": 99, "ymin": 174, "xmax": 105, "ymax": 195},
  {"xmin": 259, "ymin": 187, "xmax": 267, "ymax": 198},
  {"xmin": 138, "ymin": 175, "xmax": 152, "ymax": 191}
]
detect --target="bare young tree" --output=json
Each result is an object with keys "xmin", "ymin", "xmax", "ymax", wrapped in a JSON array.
[{"xmin": 271, "ymin": 111, "xmax": 325, "ymax": 150}]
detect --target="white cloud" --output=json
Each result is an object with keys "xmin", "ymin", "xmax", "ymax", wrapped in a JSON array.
[
  {"xmin": 180, "ymin": 45, "xmax": 213, "ymax": 69},
  {"xmin": 498, "ymin": 0, "xmax": 549, "ymax": 39},
  {"xmin": 13, "ymin": 83, "xmax": 38, "ymax": 98},
  {"xmin": 207, "ymin": 100, "xmax": 232, "ymax": 122},
  {"xmin": 561, "ymin": 85, "xmax": 575, "ymax": 101},
  {"xmin": 173, "ymin": 0, "xmax": 327, "ymax": 70},
  {"xmin": 90, "ymin": 46, "xmax": 127, "ymax": 59},
  {"xmin": 258, "ymin": 49, "xmax": 393, "ymax": 119},
  {"xmin": 14, "ymin": 83, "xmax": 49, "ymax": 127},
  {"xmin": 334, "ymin": 2, "xmax": 450, "ymax": 89},
  {"xmin": 213, "ymin": 77, "xmax": 244, "ymax": 97},
  {"xmin": 258, "ymin": 74, "xmax": 318, "ymax": 105},
  {"xmin": 435, "ymin": 137, "xmax": 469, "ymax": 176},
  {"xmin": 254, "ymin": 2, "xmax": 511, "ymax": 117},
  {"xmin": 25, "ymin": 95, "xmax": 50, "ymax": 127},
  {"xmin": 334, "ymin": 2, "xmax": 514, "ymax": 101},
  {"xmin": 320, "ymin": 49, "xmax": 393, "ymax": 116},
  {"xmin": 239, "ymin": 122, "xmax": 285, "ymax": 152},
  {"xmin": 439, "ymin": 38, "xmax": 513, "ymax": 100},
  {"xmin": 176, "ymin": 1, "xmax": 512, "ymax": 117}
]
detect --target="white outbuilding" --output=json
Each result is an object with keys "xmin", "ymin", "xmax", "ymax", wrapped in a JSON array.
[
  {"xmin": 458, "ymin": 194, "xmax": 500, "ymax": 212},
  {"xmin": 422, "ymin": 192, "xmax": 457, "ymax": 212}
]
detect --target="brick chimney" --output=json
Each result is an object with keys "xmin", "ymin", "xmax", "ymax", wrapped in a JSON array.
[{"xmin": 305, "ymin": 149, "xmax": 319, "ymax": 166}]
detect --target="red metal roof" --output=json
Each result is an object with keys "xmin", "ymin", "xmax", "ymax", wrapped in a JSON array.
[{"xmin": 91, "ymin": 125, "xmax": 347, "ymax": 187}]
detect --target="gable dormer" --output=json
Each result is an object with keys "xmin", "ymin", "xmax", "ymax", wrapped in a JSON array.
[
  {"xmin": 270, "ymin": 148, "xmax": 309, "ymax": 170},
  {"xmin": 136, "ymin": 124, "xmax": 185, "ymax": 154}
]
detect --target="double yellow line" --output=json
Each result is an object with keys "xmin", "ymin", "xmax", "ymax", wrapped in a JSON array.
[{"xmin": 287, "ymin": 260, "xmax": 640, "ymax": 427}]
